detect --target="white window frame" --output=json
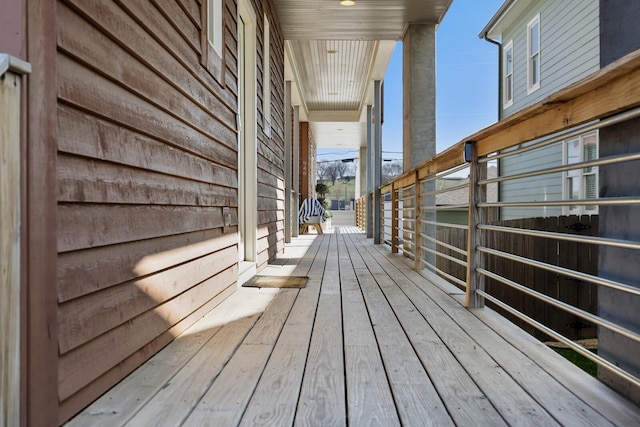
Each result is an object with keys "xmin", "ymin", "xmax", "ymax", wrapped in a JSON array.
[
  {"xmin": 208, "ymin": 0, "xmax": 223, "ymax": 57},
  {"xmin": 503, "ymin": 40, "xmax": 514, "ymax": 109},
  {"xmin": 527, "ymin": 14, "xmax": 541, "ymax": 94},
  {"xmin": 263, "ymin": 13, "xmax": 271, "ymax": 137},
  {"xmin": 201, "ymin": 0, "xmax": 225, "ymax": 84},
  {"xmin": 562, "ymin": 131, "xmax": 599, "ymax": 215}
]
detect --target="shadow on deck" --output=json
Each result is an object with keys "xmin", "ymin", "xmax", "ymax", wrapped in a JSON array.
[{"xmin": 68, "ymin": 227, "xmax": 640, "ymax": 426}]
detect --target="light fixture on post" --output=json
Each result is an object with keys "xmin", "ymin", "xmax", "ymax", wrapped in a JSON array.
[{"xmin": 339, "ymin": 0, "xmax": 355, "ymax": 6}]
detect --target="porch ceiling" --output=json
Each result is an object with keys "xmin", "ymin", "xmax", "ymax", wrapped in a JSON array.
[{"xmin": 275, "ymin": 0, "xmax": 453, "ymax": 151}]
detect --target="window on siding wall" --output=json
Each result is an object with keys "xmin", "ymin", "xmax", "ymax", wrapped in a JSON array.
[
  {"xmin": 263, "ymin": 14, "xmax": 271, "ymax": 137},
  {"xmin": 201, "ymin": 0, "xmax": 225, "ymax": 85},
  {"xmin": 503, "ymin": 40, "xmax": 514, "ymax": 108},
  {"xmin": 527, "ymin": 14, "xmax": 540, "ymax": 94},
  {"xmin": 564, "ymin": 131, "xmax": 598, "ymax": 215}
]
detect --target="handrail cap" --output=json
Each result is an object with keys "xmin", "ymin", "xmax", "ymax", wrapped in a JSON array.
[{"xmin": 0, "ymin": 54, "xmax": 32, "ymax": 77}]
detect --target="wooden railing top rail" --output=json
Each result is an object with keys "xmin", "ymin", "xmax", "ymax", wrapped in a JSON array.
[
  {"xmin": 384, "ymin": 48, "xmax": 640, "ymax": 189},
  {"xmin": 0, "ymin": 54, "xmax": 32, "ymax": 77}
]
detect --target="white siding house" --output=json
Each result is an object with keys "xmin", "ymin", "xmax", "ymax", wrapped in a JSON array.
[{"xmin": 480, "ymin": 0, "xmax": 600, "ymax": 220}]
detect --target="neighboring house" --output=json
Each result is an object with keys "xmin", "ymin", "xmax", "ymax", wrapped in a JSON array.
[
  {"xmin": 436, "ymin": 166, "xmax": 498, "ymax": 225},
  {"xmin": 482, "ymin": 0, "xmax": 640, "ymax": 402},
  {"xmin": 480, "ymin": 0, "xmax": 601, "ymax": 220}
]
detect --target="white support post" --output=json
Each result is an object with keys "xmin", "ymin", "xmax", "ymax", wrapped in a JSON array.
[
  {"xmin": 292, "ymin": 105, "xmax": 300, "ymax": 237},
  {"xmin": 373, "ymin": 80, "xmax": 382, "ymax": 244},
  {"xmin": 366, "ymin": 104, "xmax": 373, "ymax": 238},
  {"xmin": 284, "ymin": 81, "xmax": 292, "ymax": 243}
]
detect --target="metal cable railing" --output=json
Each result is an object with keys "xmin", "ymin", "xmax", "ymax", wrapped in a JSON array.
[{"xmin": 375, "ymin": 53, "xmax": 640, "ymax": 397}]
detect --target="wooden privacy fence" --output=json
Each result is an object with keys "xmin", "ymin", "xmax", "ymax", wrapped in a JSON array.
[{"xmin": 436, "ymin": 215, "xmax": 599, "ymax": 341}]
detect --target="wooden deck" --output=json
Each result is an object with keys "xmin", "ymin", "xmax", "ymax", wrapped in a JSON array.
[{"xmin": 68, "ymin": 226, "xmax": 640, "ymax": 426}]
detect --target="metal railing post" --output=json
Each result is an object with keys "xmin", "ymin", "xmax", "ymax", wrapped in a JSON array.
[
  {"xmin": 391, "ymin": 185, "xmax": 399, "ymax": 253},
  {"xmin": 414, "ymin": 171, "xmax": 422, "ymax": 269}
]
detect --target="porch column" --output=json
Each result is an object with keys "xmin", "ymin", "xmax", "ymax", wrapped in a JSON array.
[
  {"xmin": 357, "ymin": 146, "xmax": 366, "ymax": 198},
  {"xmin": 597, "ymin": 4, "xmax": 640, "ymax": 403},
  {"xmin": 403, "ymin": 23, "xmax": 436, "ymax": 264},
  {"xmin": 373, "ymin": 80, "xmax": 382, "ymax": 244},
  {"xmin": 366, "ymin": 104, "xmax": 373, "ymax": 238},
  {"xmin": 0, "ymin": 54, "xmax": 30, "ymax": 427},
  {"xmin": 402, "ymin": 23, "xmax": 436, "ymax": 169},
  {"xmin": 292, "ymin": 105, "xmax": 300, "ymax": 237}
]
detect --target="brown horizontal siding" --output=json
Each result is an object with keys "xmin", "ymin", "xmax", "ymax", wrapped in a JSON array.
[
  {"xmin": 58, "ymin": 245, "xmax": 238, "ymax": 353},
  {"xmin": 57, "ymin": 281, "xmax": 236, "ymax": 424},
  {"xmin": 55, "ymin": 0, "xmax": 285, "ymax": 422},
  {"xmin": 58, "ymin": 228, "xmax": 235, "ymax": 302},
  {"xmin": 57, "ymin": 107, "xmax": 238, "ymax": 191}
]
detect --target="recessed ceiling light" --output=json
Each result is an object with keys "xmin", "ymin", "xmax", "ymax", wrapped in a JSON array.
[
  {"xmin": 328, "ymin": 92, "xmax": 338, "ymax": 96},
  {"xmin": 340, "ymin": 0, "xmax": 355, "ymax": 6}
]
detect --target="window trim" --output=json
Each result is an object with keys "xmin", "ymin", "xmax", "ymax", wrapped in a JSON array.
[
  {"xmin": 200, "ymin": 0, "xmax": 226, "ymax": 86},
  {"xmin": 262, "ymin": 13, "xmax": 271, "ymax": 137},
  {"xmin": 562, "ymin": 130, "xmax": 599, "ymax": 215},
  {"xmin": 503, "ymin": 40, "xmax": 514, "ymax": 109},
  {"xmin": 527, "ymin": 14, "xmax": 540, "ymax": 94}
]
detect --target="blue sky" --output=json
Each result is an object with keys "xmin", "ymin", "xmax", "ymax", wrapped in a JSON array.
[{"xmin": 319, "ymin": 0, "xmax": 504, "ymax": 162}]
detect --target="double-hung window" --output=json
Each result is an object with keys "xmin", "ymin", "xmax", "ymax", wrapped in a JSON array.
[
  {"xmin": 503, "ymin": 40, "xmax": 514, "ymax": 108},
  {"xmin": 564, "ymin": 131, "xmax": 599, "ymax": 214},
  {"xmin": 527, "ymin": 14, "xmax": 540, "ymax": 94}
]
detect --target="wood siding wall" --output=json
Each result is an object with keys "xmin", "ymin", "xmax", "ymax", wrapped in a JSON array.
[
  {"xmin": 499, "ymin": 142, "xmax": 563, "ymax": 220},
  {"xmin": 55, "ymin": 0, "xmax": 284, "ymax": 423},
  {"xmin": 498, "ymin": 0, "xmax": 599, "ymax": 220}
]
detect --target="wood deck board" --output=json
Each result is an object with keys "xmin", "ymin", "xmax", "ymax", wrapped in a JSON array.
[
  {"xmin": 345, "ymin": 231, "xmax": 506, "ymax": 426},
  {"xmin": 238, "ymin": 235, "xmax": 331, "ymax": 425},
  {"xmin": 357, "ymin": 233, "xmax": 561, "ymax": 426},
  {"xmin": 337, "ymin": 230, "xmax": 401, "ymax": 426},
  {"xmin": 294, "ymin": 233, "xmax": 346, "ymax": 427},
  {"xmin": 366, "ymin": 237, "xmax": 617, "ymax": 427},
  {"xmin": 342, "ymin": 232, "xmax": 453, "ymax": 426},
  {"xmin": 71, "ymin": 227, "xmax": 640, "ymax": 427},
  {"xmin": 126, "ymin": 313, "xmax": 262, "ymax": 426}
]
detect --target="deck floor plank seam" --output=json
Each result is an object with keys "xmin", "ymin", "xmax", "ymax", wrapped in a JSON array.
[
  {"xmin": 336, "ymin": 229, "xmax": 401, "ymax": 426},
  {"xmin": 294, "ymin": 233, "xmax": 347, "ymax": 426},
  {"xmin": 340, "ymin": 230, "xmax": 454, "ymax": 426},
  {"xmin": 238, "ymin": 234, "xmax": 334, "ymax": 426},
  {"xmin": 344, "ymin": 231, "xmax": 507, "ymax": 426}
]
